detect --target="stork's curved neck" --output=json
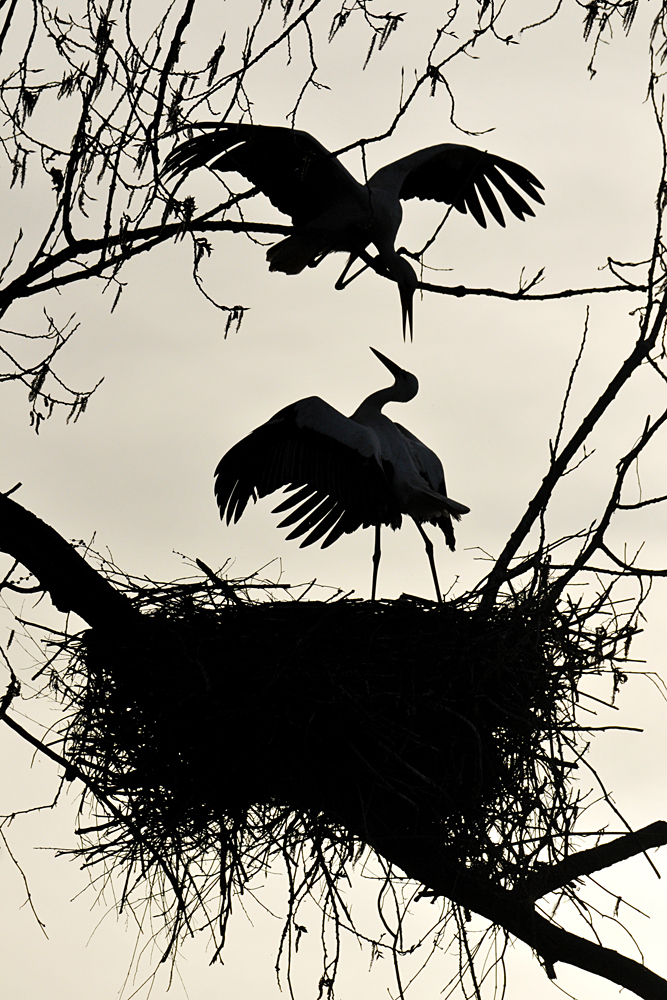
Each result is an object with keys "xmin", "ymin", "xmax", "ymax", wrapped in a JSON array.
[{"xmin": 352, "ymin": 375, "xmax": 418, "ymax": 420}]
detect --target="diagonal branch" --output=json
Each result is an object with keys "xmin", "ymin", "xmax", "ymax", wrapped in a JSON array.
[
  {"xmin": 367, "ymin": 825, "xmax": 667, "ymax": 1000},
  {"xmin": 524, "ymin": 821, "xmax": 667, "ymax": 900},
  {"xmin": 150, "ymin": 0, "xmax": 197, "ymax": 147},
  {"xmin": 597, "ymin": 543, "xmax": 667, "ymax": 577},
  {"xmin": 479, "ymin": 294, "xmax": 667, "ymax": 612},
  {"xmin": 0, "ymin": 218, "xmax": 291, "ymax": 315},
  {"xmin": 217, "ymin": 0, "xmax": 326, "ymax": 88},
  {"xmin": 1, "ymin": 711, "xmax": 192, "ymax": 950},
  {"xmin": 548, "ymin": 405, "xmax": 667, "ymax": 600},
  {"xmin": 0, "ymin": 490, "xmax": 138, "ymax": 627}
]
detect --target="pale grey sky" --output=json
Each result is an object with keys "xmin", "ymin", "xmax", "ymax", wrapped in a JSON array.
[{"xmin": 1, "ymin": 1, "xmax": 666, "ymax": 997}]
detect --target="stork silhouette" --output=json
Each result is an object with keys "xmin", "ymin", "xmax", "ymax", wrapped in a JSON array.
[
  {"xmin": 165, "ymin": 124, "xmax": 544, "ymax": 338},
  {"xmin": 214, "ymin": 347, "xmax": 469, "ymax": 601}
]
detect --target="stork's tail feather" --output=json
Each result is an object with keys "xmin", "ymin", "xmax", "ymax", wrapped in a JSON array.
[
  {"xmin": 415, "ymin": 483, "xmax": 470, "ymax": 520},
  {"xmin": 410, "ymin": 488, "xmax": 469, "ymax": 552},
  {"xmin": 267, "ymin": 233, "xmax": 330, "ymax": 274},
  {"xmin": 444, "ymin": 496, "xmax": 470, "ymax": 518}
]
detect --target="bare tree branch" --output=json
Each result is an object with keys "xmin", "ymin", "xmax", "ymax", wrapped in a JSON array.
[
  {"xmin": 358, "ymin": 817, "xmax": 667, "ymax": 1000},
  {"xmin": 480, "ymin": 294, "xmax": 667, "ymax": 611},
  {"xmin": 0, "ymin": 489, "xmax": 138, "ymax": 627},
  {"xmin": 524, "ymin": 821, "xmax": 667, "ymax": 900},
  {"xmin": 417, "ymin": 279, "xmax": 647, "ymax": 302}
]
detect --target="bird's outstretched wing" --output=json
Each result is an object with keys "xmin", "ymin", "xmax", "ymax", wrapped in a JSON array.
[
  {"xmin": 164, "ymin": 124, "xmax": 360, "ymax": 226},
  {"xmin": 215, "ymin": 397, "xmax": 402, "ymax": 549},
  {"xmin": 372, "ymin": 144, "xmax": 544, "ymax": 228}
]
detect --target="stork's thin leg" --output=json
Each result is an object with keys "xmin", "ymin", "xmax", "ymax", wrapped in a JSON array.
[
  {"xmin": 414, "ymin": 520, "xmax": 442, "ymax": 603},
  {"xmin": 335, "ymin": 253, "xmax": 369, "ymax": 290},
  {"xmin": 371, "ymin": 523, "xmax": 382, "ymax": 601},
  {"xmin": 335, "ymin": 250, "xmax": 390, "ymax": 290}
]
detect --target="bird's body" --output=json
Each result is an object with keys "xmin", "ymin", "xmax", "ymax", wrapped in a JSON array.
[
  {"xmin": 164, "ymin": 124, "xmax": 544, "ymax": 337},
  {"xmin": 214, "ymin": 348, "xmax": 469, "ymax": 600}
]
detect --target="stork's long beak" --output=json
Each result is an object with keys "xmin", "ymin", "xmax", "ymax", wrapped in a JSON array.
[
  {"xmin": 369, "ymin": 347, "xmax": 405, "ymax": 379},
  {"xmin": 383, "ymin": 253, "xmax": 417, "ymax": 343},
  {"xmin": 399, "ymin": 283, "xmax": 414, "ymax": 343}
]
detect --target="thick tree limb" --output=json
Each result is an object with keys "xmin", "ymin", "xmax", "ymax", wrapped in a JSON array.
[
  {"xmin": 524, "ymin": 821, "xmax": 667, "ymax": 900},
  {"xmin": 363, "ymin": 824, "xmax": 667, "ymax": 1000},
  {"xmin": 0, "ymin": 491, "xmax": 138, "ymax": 628}
]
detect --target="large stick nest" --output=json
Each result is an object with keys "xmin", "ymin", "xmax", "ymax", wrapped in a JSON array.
[{"xmin": 49, "ymin": 563, "xmax": 637, "ymax": 958}]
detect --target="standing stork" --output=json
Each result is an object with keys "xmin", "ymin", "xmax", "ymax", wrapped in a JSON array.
[
  {"xmin": 164, "ymin": 124, "xmax": 544, "ymax": 338},
  {"xmin": 214, "ymin": 348, "xmax": 469, "ymax": 602}
]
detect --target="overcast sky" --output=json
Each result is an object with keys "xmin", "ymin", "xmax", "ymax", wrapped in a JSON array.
[{"xmin": 1, "ymin": 1, "xmax": 667, "ymax": 998}]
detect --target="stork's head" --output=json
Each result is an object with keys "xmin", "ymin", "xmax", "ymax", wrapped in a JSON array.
[{"xmin": 370, "ymin": 347, "xmax": 419, "ymax": 403}]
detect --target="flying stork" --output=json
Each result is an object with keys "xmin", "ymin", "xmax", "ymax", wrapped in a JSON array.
[
  {"xmin": 214, "ymin": 347, "xmax": 469, "ymax": 602},
  {"xmin": 164, "ymin": 123, "xmax": 544, "ymax": 338}
]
